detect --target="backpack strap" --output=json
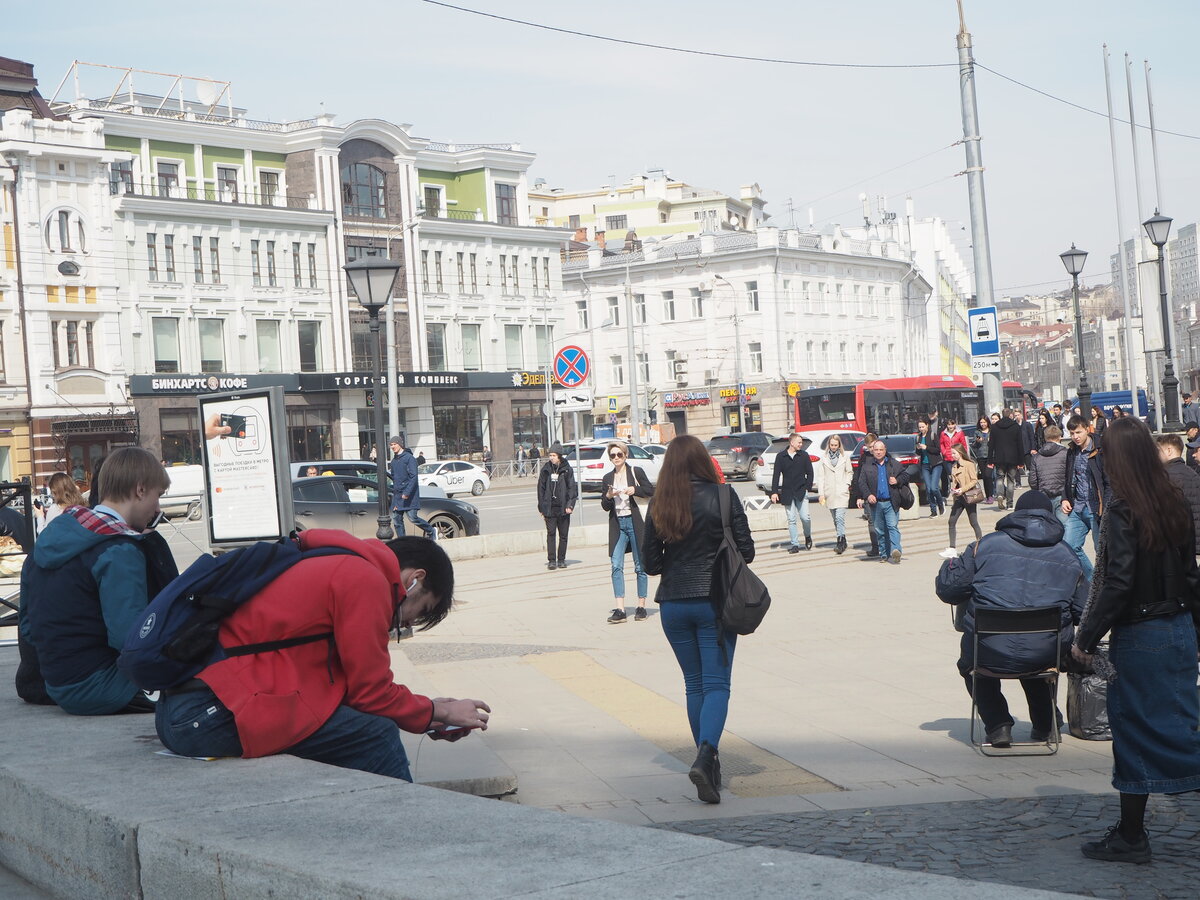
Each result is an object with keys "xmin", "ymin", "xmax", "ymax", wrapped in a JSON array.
[
  {"xmin": 717, "ymin": 483, "xmax": 732, "ymax": 531},
  {"xmin": 224, "ymin": 632, "xmax": 334, "ymax": 657}
]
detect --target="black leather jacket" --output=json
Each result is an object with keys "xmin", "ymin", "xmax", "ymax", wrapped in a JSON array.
[
  {"xmin": 643, "ymin": 480, "xmax": 755, "ymax": 601},
  {"xmin": 1075, "ymin": 501, "xmax": 1200, "ymax": 652}
]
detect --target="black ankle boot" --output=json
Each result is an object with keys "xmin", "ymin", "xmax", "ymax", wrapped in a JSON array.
[
  {"xmin": 689, "ymin": 742, "xmax": 721, "ymax": 804},
  {"xmin": 835, "ymin": 536, "xmax": 846, "ymax": 554}
]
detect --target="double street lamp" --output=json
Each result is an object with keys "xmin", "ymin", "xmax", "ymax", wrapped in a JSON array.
[
  {"xmin": 344, "ymin": 256, "xmax": 403, "ymax": 539},
  {"xmin": 1058, "ymin": 244, "xmax": 1091, "ymax": 423},
  {"xmin": 1143, "ymin": 210, "xmax": 1184, "ymax": 432}
]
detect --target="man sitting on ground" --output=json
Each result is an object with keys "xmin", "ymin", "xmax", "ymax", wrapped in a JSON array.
[
  {"xmin": 154, "ymin": 532, "xmax": 490, "ymax": 780},
  {"xmin": 936, "ymin": 491, "xmax": 1087, "ymax": 747},
  {"xmin": 19, "ymin": 447, "xmax": 178, "ymax": 713}
]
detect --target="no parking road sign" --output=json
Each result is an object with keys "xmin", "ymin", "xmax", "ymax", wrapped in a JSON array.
[{"xmin": 553, "ymin": 345, "xmax": 590, "ymax": 387}]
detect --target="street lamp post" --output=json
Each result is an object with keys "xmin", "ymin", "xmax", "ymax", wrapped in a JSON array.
[
  {"xmin": 344, "ymin": 256, "xmax": 403, "ymax": 539},
  {"xmin": 1144, "ymin": 210, "xmax": 1183, "ymax": 431},
  {"xmin": 1058, "ymin": 244, "xmax": 1091, "ymax": 423}
]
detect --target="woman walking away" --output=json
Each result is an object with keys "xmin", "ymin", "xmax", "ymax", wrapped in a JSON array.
[
  {"xmin": 537, "ymin": 444, "xmax": 577, "ymax": 570},
  {"xmin": 915, "ymin": 420, "xmax": 943, "ymax": 518},
  {"xmin": 1073, "ymin": 416, "xmax": 1200, "ymax": 864},
  {"xmin": 941, "ymin": 444, "xmax": 983, "ymax": 558},
  {"xmin": 974, "ymin": 415, "xmax": 994, "ymax": 502},
  {"xmin": 849, "ymin": 432, "xmax": 881, "ymax": 558},
  {"xmin": 602, "ymin": 442, "xmax": 654, "ymax": 623},
  {"xmin": 642, "ymin": 435, "xmax": 754, "ymax": 804},
  {"xmin": 816, "ymin": 434, "xmax": 854, "ymax": 554}
]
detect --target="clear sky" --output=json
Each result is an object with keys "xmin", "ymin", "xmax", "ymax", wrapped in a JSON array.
[{"xmin": 12, "ymin": 0, "xmax": 1200, "ymax": 297}]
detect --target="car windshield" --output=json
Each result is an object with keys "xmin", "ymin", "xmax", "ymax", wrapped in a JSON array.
[
  {"xmin": 708, "ymin": 436, "xmax": 753, "ymax": 451},
  {"xmin": 882, "ymin": 435, "xmax": 917, "ymax": 455},
  {"xmin": 561, "ymin": 446, "xmax": 605, "ymax": 461},
  {"xmin": 417, "ymin": 464, "xmax": 438, "ymax": 474}
]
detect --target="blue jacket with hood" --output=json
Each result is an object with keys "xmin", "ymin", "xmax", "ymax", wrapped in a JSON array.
[
  {"xmin": 19, "ymin": 506, "xmax": 177, "ymax": 714},
  {"xmin": 935, "ymin": 507, "xmax": 1087, "ymax": 676}
]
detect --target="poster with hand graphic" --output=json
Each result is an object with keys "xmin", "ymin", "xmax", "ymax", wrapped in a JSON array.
[{"xmin": 198, "ymin": 387, "xmax": 292, "ymax": 545}]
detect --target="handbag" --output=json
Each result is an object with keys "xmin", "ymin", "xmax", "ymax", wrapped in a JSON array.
[
  {"xmin": 963, "ymin": 482, "xmax": 986, "ymax": 505},
  {"xmin": 711, "ymin": 486, "xmax": 771, "ymax": 635}
]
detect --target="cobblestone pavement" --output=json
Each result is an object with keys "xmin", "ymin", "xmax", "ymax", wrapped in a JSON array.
[{"xmin": 662, "ymin": 794, "xmax": 1200, "ymax": 899}]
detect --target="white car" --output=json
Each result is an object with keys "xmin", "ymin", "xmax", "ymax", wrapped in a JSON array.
[
  {"xmin": 560, "ymin": 442, "xmax": 663, "ymax": 493},
  {"xmin": 418, "ymin": 460, "xmax": 491, "ymax": 497},
  {"xmin": 754, "ymin": 431, "xmax": 866, "ymax": 499},
  {"xmin": 642, "ymin": 443, "xmax": 668, "ymax": 457}
]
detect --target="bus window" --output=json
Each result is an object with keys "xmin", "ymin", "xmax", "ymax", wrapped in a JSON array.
[{"xmin": 798, "ymin": 390, "xmax": 856, "ymax": 426}]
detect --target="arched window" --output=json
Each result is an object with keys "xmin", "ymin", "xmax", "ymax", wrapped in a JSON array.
[
  {"xmin": 340, "ymin": 163, "xmax": 386, "ymax": 218},
  {"xmin": 44, "ymin": 208, "xmax": 87, "ymax": 253}
]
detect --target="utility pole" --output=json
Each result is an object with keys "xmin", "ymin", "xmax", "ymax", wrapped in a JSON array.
[
  {"xmin": 956, "ymin": 1, "xmax": 1002, "ymax": 412},
  {"xmin": 625, "ymin": 276, "xmax": 639, "ymax": 443}
]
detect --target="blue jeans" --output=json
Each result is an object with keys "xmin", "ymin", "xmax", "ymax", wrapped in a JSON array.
[
  {"xmin": 393, "ymin": 508, "xmax": 435, "ymax": 539},
  {"xmin": 827, "ymin": 505, "xmax": 846, "ymax": 537},
  {"xmin": 611, "ymin": 515, "xmax": 648, "ymax": 600},
  {"xmin": 922, "ymin": 463, "xmax": 944, "ymax": 511},
  {"xmin": 871, "ymin": 501, "xmax": 901, "ymax": 556},
  {"xmin": 155, "ymin": 687, "xmax": 413, "ymax": 781},
  {"xmin": 784, "ymin": 495, "xmax": 811, "ymax": 546},
  {"xmin": 1063, "ymin": 504, "xmax": 1099, "ymax": 579},
  {"xmin": 660, "ymin": 598, "xmax": 736, "ymax": 749}
]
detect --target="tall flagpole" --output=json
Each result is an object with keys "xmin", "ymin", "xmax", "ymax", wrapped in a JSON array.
[{"xmin": 1104, "ymin": 46, "xmax": 1139, "ymax": 416}]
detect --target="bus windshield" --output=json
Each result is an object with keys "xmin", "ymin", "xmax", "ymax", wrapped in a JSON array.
[{"xmin": 797, "ymin": 389, "xmax": 856, "ymax": 426}]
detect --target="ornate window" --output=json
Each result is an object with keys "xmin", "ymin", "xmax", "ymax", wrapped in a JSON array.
[{"xmin": 340, "ymin": 163, "xmax": 386, "ymax": 217}]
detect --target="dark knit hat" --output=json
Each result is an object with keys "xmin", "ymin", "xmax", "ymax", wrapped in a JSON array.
[
  {"xmin": 388, "ymin": 435, "xmax": 403, "ymax": 445},
  {"xmin": 1015, "ymin": 490, "xmax": 1053, "ymax": 512},
  {"xmin": 549, "ymin": 443, "xmax": 565, "ymax": 457}
]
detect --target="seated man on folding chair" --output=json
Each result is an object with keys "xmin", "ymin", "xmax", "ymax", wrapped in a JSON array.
[{"xmin": 936, "ymin": 490, "xmax": 1088, "ymax": 748}]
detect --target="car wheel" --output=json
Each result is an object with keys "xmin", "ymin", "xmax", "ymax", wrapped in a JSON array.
[
  {"xmin": 471, "ymin": 479, "xmax": 485, "ymax": 496},
  {"xmin": 186, "ymin": 499, "xmax": 203, "ymax": 521},
  {"xmin": 746, "ymin": 460, "xmax": 759, "ymax": 482},
  {"xmin": 428, "ymin": 513, "xmax": 462, "ymax": 540}
]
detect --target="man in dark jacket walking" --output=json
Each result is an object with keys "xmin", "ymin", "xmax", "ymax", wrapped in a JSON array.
[
  {"xmin": 1028, "ymin": 425, "xmax": 1069, "ymax": 523},
  {"xmin": 936, "ymin": 491, "xmax": 1087, "ymax": 747},
  {"xmin": 537, "ymin": 444, "xmax": 578, "ymax": 570},
  {"xmin": 855, "ymin": 439, "xmax": 910, "ymax": 563},
  {"xmin": 770, "ymin": 433, "xmax": 815, "ymax": 553},
  {"xmin": 1157, "ymin": 434, "xmax": 1200, "ymax": 557},
  {"xmin": 989, "ymin": 409, "xmax": 1025, "ymax": 510},
  {"xmin": 1062, "ymin": 416, "xmax": 1108, "ymax": 579},
  {"xmin": 389, "ymin": 437, "xmax": 435, "ymax": 540},
  {"xmin": 1017, "ymin": 411, "xmax": 1036, "ymax": 487}
]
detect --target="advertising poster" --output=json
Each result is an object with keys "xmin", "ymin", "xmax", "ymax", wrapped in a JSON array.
[{"xmin": 198, "ymin": 387, "xmax": 290, "ymax": 545}]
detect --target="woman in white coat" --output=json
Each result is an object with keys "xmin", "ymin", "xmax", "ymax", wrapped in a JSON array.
[{"xmin": 816, "ymin": 434, "xmax": 854, "ymax": 554}]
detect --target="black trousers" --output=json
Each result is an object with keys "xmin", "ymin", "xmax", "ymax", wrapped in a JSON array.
[
  {"xmin": 962, "ymin": 671, "xmax": 1055, "ymax": 732},
  {"xmin": 545, "ymin": 514, "xmax": 570, "ymax": 562}
]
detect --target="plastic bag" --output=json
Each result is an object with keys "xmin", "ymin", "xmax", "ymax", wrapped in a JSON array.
[{"xmin": 1066, "ymin": 672, "xmax": 1112, "ymax": 741}]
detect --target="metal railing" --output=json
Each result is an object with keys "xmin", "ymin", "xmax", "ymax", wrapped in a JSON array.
[
  {"xmin": 113, "ymin": 181, "xmax": 322, "ymax": 210},
  {"xmin": 422, "ymin": 208, "xmax": 485, "ymax": 222}
]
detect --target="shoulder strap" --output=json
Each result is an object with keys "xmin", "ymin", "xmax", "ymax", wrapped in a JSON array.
[{"xmin": 718, "ymin": 484, "xmax": 732, "ymax": 530}]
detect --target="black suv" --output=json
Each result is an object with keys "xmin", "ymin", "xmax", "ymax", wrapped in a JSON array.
[{"xmin": 706, "ymin": 432, "xmax": 775, "ymax": 480}]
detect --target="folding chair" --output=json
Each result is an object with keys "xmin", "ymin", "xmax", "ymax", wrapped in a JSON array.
[{"xmin": 970, "ymin": 605, "xmax": 1063, "ymax": 756}]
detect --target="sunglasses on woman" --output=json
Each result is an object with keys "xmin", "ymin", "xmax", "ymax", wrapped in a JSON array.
[{"xmin": 609, "ymin": 452, "xmax": 624, "ymax": 459}]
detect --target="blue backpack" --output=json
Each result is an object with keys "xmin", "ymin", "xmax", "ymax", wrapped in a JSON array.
[{"xmin": 117, "ymin": 539, "xmax": 359, "ymax": 691}]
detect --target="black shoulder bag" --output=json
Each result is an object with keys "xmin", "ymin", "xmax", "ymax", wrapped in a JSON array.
[{"xmin": 711, "ymin": 486, "xmax": 771, "ymax": 635}]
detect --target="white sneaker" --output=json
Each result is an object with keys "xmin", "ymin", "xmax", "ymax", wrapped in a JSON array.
[{"xmin": 938, "ymin": 547, "xmax": 959, "ymax": 559}]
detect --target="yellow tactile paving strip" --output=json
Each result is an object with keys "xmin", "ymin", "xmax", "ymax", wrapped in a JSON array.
[{"xmin": 526, "ymin": 650, "xmax": 841, "ymax": 797}]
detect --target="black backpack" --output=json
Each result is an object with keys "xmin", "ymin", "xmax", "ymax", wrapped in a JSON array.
[{"xmin": 710, "ymin": 486, "xmax": 772, "ymax": 635}]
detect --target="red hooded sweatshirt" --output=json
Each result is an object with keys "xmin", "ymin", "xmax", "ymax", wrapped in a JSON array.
[{"xmin": 197, "ymin": 529, "xmax": 434, "ymax": 758}]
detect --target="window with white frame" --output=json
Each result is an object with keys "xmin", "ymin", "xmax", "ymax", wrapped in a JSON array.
[
  {"xmin": 308, "ymin": 242, "xmax": 318, "ymax": 288},
  {"xmin": 108, "ymin": 160, "xmax": 133, "ymax": 195},
  {"xmin": 259, "ymin": 171, "xmax": 279, "ymax": 205},
  {"xmin": 192, "ymin": 236, "xmax": 204, "ymax": 283},
  {"xmin": 749, "ymin": 342, "xmax": 763, "ymax": 374},
  {"xmin": 510, "ymin": 255, "xmax": 519, "ymax": 292},
  {"xmin": 156, "ymin": 161, "xmax": 179, "ymax": 196},
  {"xmin": 576, "ymin": 299, "xmax": 589, "ymax": 330},
  {"xmin": 610, "ymin": 355, "xmax": 624, "ymax": 386},
  {"xmin": 457, "ymin": 252, "xmax": 465, "ymax": 292},
  {"xmin": 251, "ymin": 240, "xmax": 262, "ymax": 286},
  {"xmin": 256, "ymin": 319, "xmax": 282, "ymax": 373},
  {"xmin": 821, "ymin": 341, "xmax": 830, "ymax": 372},
  {"xmin": 543, "ymin": 258, "xmax": 551, "ymax": 293},
  {"xmin": 690, "ymin": 287, "xmax": 703, "ymax": 318},
  {"xmin": 298, "ymin": 321, "xmax": 322, "ymax": 372},
  {"xmin": 421, "ymin": 250, "xmax": 429, "ymax": 291},
  {"xmin": 835, "ymin": 283, "xmax": 843, "ymax": 310},
  {"xmin": 470, "ymin": 253, "xmax": 478, "ymax": 292},
  {"xmin": 786, "ymin": 339, "xmax": 796, "ymax": 371},
  {"xmin": 427, "ymin": 323, "xmax": 447, "ymax": 370},
  {"xmin": 504, "ymin": 324, "xmax": 523, "ymax": 370},
  {"xmin": 461, "ymin": 323, "xmax": 481, "ymax": 371},
  {"xmin": 663, "ymin": 291, "xmax": 675, "ymax": 321},
  {"xmin": 163, "ymin": 234, "xmax": 176, "ymax": 281},
  {"xmin": 871, "ymin": 342, "xmax": 880, "ymax": 373},
  {"xmin": 422, "ymin": 184, "xmax": 443, "ymax": 217},
  {"xmin": 495, "ymin": 183, "xmax": 518, "ymax": 225},
  {"xmin": 605, "ymin": 214, "xmax": 627, "ymax": 231},
  {"xmin": 746, "ymin": 281, "xmax": 759, "ymax": 312},
  {"xmin": 607, "ymin": 296, "xmax": 620, "ymax": 327},
  {"xmin": 535, "ymin": 324, "xmax": 553, "ymax": 368},
  {"xmin": 217, "ymin": 167, "xmax": 239, "ymax": 202},
  {"xmin": 636, "ymin": 351, "xmax": 649, "ymax": 384},
  {"xmin": 499, "ymin": 254, "xmax": 508, "ymax": 292},
  {"xmin": 532, "ymin": 258, "xmax": 539, "ymax": 293},
  {"xmin": 152, "ymin": 317, "xmax": 180, "ymax": 373},
  {"xmin": 817, "ymin": 282, "xmax": 826, "ymax": 312},
  {"xmin": 266, "ymin": 241, "xmax": 277, "ymax": 287},
  {"xmin": 292, "ymin": 242, "xmax": 302, "ymax": 287},
  {"xmin": 434, "ymin": 251, "xmax": 444, "ymax": 293},
  {"xmin": 839, "ymin": 342, "xmax": 848, "ymax": 371},
  {"xmin": 210, "ymin": 238, "xmax": 222, "ymax": 284},
  {"xmin": 199, "ymin": 318, "xmax": 224, "ymax": 373},
  {"xmin": 634, "ymin": 293, "xmax": 646, "ymax": 324}
]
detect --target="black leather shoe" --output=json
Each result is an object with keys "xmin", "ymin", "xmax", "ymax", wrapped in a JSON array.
[
  {"xmin": 689, "ymin": 742, "xmax": 721, "ymax": 804},
  {"xmin": 556, "ymin": 560, "xmax": 567, "ymax": 569},
  {"xmin": 804, "ymin": 536, "xmax": 813, "ymax": 550},
  {"xmin": 985, "ymin": 724, "xmax": 1013, "ymax": 748},
  {"xmin": 1081, "ymin": 824, "xmax": 1151, "ymax": 864},
  {"xmin": 546, "ymin": 561, "xmax": 557, "ymax": 570}
]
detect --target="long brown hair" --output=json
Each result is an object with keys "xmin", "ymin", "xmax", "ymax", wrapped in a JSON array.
[
  {"xmin": 651, "ymin": 435, "xmax": 719, "ymax": 543},
  {"xmin": 48, "ymin": 472, "xmax": 85, "ymax": 507},
  {"xmin": 1102, "ymin": 417, "xmax": 1190, "ymax": 552}
]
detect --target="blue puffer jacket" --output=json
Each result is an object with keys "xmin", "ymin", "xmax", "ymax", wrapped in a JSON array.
[
  {"xmin": 935, "ymin": 508, "xmax": 1087, "ymax": 675},
  {"xmin": 19, "ymin": 507, "xmax": 177, "ymax": 714},
  {"xmin": 389, "ymin": 449, "xmax": 420, "ymax": 512}
]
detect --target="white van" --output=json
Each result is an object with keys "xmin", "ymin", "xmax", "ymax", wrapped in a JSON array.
[{"xmin": 160, "ymin": 464, "xmax": 205, "ymax": 520}]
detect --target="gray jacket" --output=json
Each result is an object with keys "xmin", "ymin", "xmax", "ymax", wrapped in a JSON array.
[
  {"xmin": 1028, "ymin": 442, "xmax": 1069, "ymax": 497},
  {"xmin": 1166, "ymin": 457, "xmax": 1200, "ymax": 556}
]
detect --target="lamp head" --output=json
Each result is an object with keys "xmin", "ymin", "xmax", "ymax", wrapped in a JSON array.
[
  {"xmin": 1059, "ymin": 244, "xmax": 1087, "ymax": 277},
  {"xmin": 1143, "ymin": 210, "xmax": 1172, "ymax": 247},
  {"xmin": 344, "ymin": 257, "xmax": 402, "ymax": 312}
]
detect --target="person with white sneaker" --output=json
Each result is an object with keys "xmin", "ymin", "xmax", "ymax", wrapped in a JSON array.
[
  {"xmin": 601, "ymin": 442, "xmax": 654, "ymax": 623},
  {"xmin": 941, "ymin": 444, "xmax": 983, "ymax": 559}
]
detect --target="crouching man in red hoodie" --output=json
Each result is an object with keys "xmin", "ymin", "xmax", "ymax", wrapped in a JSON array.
[{"xmin": 154, "ymin": 530, "xmax": 489, "ymax": 780}]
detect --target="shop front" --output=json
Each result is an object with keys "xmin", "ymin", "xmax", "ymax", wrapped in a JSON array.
[
  {"xmin": 719, "ymin": 385, "xmax": 762, "ymax": 432},
  {"xmin": 662, "ymin": 389, "xmax": 713, "ymax": 436}
]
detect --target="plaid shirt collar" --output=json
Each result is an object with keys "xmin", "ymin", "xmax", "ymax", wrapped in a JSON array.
[{"xmin": 65, "ymin": 505, "xmax": 141, "ymax": 537}]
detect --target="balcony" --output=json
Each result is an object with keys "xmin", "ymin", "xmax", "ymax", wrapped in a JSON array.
[
  {"xmin": 422, "ymin": 208, "xmax": 487, "ymax": 223},
  {"xmin": 113, "ymin": 181, "xmax": 323, "ymax": 211}
]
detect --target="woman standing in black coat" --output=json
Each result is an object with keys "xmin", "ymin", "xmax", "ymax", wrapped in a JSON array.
[
  {"xmin": 643, "ymin": 435, "xmax": 754, "ymax": 804},
  {"xmin": 601, "ymin": 442, "xmax": 654, "ymax": 623},
  {"xmin": 537, "ymin": 444, "xmax": 577, "ymax": 571},
  {"xmin": 1073, "ymin": 417, "xmax": 1200, "ymax": 864}
]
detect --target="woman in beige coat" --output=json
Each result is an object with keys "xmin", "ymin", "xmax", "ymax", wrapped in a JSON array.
[
  {"xmin": 816, "ymin": 434, "xmax": 854, "ymax": 555},
  {"xmin": 942, "ymin": 444, "xmax": 983, "ymax": 557}
]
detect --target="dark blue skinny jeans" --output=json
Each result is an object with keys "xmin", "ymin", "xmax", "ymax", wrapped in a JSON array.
[{"xmin": 660, "ymin": 598, "xmax": 737, "ymax": 749}]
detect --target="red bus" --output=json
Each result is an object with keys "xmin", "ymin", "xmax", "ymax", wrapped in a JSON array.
[{"xmin": 793, "ymin": 376, "xmax": 1038, "ymax": 435}]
